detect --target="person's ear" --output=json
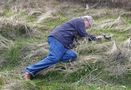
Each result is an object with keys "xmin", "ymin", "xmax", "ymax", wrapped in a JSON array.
[{"xmin": 84, "ymin": 20, "xmax": 89, "ymax": 28}]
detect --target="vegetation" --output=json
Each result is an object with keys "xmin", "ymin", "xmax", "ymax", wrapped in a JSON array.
[{"xmin": 0, "ymin": 0, "xmax": 131, "ymax": 90}]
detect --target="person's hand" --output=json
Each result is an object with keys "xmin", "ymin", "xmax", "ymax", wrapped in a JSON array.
[
  {"xmin": 96, "ymin": 35, "xmax": 104, "ymax": 42},
  {"xmin": 88, "ymin": 35, "xmax": 97, "ymax": 41}
]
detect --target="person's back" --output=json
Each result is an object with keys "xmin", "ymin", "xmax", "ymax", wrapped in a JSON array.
[{"xmin": 49, "ymin": 18, "xmax": 87, "ymax": 49}]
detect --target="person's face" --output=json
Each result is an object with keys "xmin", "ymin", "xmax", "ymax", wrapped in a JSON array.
[{"xmin": 84, "ymin": 20, "xmax": 92, "ymax": 29}]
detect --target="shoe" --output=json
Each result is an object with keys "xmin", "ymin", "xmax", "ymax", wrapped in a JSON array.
[{"xmin": 24, "ymin": 72, "xmax": 31, "ymax": 80}]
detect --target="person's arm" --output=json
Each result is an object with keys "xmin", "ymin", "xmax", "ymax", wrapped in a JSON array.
[
  {"xmin": 76, "ymin": 21, "xmax": 96, "ymax": 41},
  {"xmin": 71, "ymin": 18, "xmax": 97, "ymax": 41}
]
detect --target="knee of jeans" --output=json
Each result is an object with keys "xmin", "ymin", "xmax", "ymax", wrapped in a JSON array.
[{"xmin": 71, "ymin": 52, "xmax": 77, "ymax": 59}]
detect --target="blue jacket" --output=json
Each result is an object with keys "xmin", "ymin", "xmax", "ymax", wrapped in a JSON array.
[{"xmin": 49, "ymin": 18, "xmax": 96, "ymax": 49}]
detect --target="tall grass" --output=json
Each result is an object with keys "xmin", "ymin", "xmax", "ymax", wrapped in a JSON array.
[
  {"xmin": 4, "ymin": 45, "xmax": 21, "ymax": 68},
  {"xmin": 0, "ymin": 0, "xmax": 131, "ymax": 90}
]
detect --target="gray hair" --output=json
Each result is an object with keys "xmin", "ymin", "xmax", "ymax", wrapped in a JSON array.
[{"xmin": 81, "ymin": 15, "xmax": 93, "ymax": 24}]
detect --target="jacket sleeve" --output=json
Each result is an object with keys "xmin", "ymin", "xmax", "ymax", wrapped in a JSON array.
[
  {"xmin": 72, "ymin": 18, "xmax": 87, "ymax": 37},
  {"xmin": 76, "ymin": 19, "xmax": 96, "ymax": 41},
  {"xmin": 77, "ymin": 23, "xmax": 88, "ymax": 37}
]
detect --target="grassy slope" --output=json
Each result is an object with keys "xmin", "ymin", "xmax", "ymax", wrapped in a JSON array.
[{"xmin": 0, "ymin": 1, "xmax": 131, "ymax": 90}]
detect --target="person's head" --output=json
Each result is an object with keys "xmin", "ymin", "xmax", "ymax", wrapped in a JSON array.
[{"xmin": 81, "ymin": 15, "xmax": 93, "ymax": 28}]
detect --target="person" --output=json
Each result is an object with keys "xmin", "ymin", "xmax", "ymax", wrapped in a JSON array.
[{"xmin": 24, "ymin": 15, "xmax": 97, "ymax": 80}]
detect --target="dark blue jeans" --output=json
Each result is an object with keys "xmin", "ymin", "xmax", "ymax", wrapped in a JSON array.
[{"xmin": 25, "ymin": 36, "xmax": 77, "ymax": 76}]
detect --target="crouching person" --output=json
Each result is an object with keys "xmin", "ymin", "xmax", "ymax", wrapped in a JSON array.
[{"xmin": 24, "ymin": 15, "xmax": 97, "ymax": 80}]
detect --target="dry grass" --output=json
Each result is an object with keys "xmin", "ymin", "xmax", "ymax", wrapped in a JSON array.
[
  {"xmin": 0, "ymin": 0, "xmax": 131, "ymax": 89},
  {"xmin": 0, "ymin": 35, "xmax": 13, "ymax": 51},
  {"xmin": 103, "ymin": 39, "xmax": 131, "ymax": 76},
  {"xmin": 0, "ymin": 17, "xmax": 35, "ymax": 40},
  {"xmin": 94, "ymin": 16, "xmax": 127, "ymax": 30}
]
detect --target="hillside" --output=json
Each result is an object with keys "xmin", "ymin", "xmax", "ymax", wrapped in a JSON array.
[{"xmin": 0, "ymin": 0, "xmax": 131, "ymax": 90}]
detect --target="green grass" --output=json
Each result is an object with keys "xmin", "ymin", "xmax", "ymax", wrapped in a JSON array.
[
  {"xmin": 4, "ymin": 45, "xmax": 21, "ymax": 68},
  {"xmin": 19, "ymin": 11, "xmax": 37, "ymax": 23},
  {"xmin": 29, "ymin": 58, "xmax": 131, "ymax": 90},
  {"xmin": 43, "ymin": 15, "xmax": 68, "ymax": 29},
  {"xmin": 0, "ymin": 77, "xmax": 4, "ymax": 86},
  {"xmin": 102, "ymin": 73, "xmax": 131, "ymax": 87},
  {"xmin": 1, "ymin": 72, "xmax": 131, "ymax": 90},
  {"xmin": 78, "ymin": 43, "xmax": 98, "ymax": 55},
  {"xmin": 123, "ymin": 16, "xmax": 131, "ymax": 24},
  {"xmin": 29, "ymin": 63, "xmax": 131, "ymax": 90},
  {"xmin": 0, "ymin": 3, "xmax": 131, "ymax": 90},
  {"xmin": 1, "ymin": 9, "xmax": 15, "ymax": 17},
  {"xmin": 45, "ymin": 84, "xmax": 129, "ymax": 90},
  {"xmin": 89, "ymin": 28, "xmax": 129, "ymax": 41}
]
